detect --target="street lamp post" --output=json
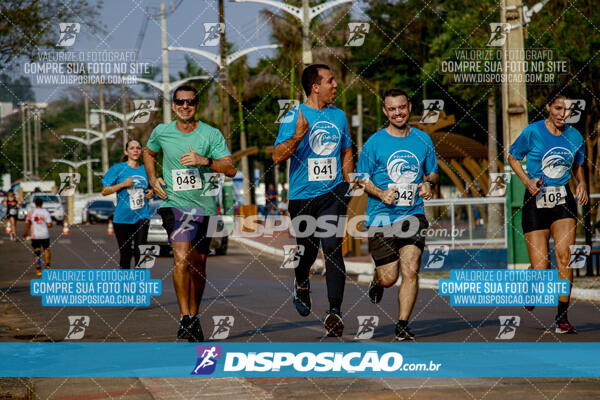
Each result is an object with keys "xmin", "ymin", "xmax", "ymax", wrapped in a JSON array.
[{"xmin": 231, "ymin": 0, "xmax": 352, "ymax": 68}]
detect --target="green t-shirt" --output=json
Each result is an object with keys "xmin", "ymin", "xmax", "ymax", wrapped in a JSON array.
[{"xmin": 146, "ymin": 120, "xmax": 231, "ymax": 214}]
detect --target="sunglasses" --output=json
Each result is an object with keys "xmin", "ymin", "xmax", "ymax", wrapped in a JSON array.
[{"xmin": 173, "ymin": 98, "xmax": 198, "ymax": 106}]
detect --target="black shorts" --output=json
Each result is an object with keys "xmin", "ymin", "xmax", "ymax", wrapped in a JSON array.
[
  {"xmin": 31, "ymin": 238, "xmax": 50, "ymax": 249},
  {"xmin": 368, "ymin": 214, "xmax": 429, "ymax": 267},
  {"xmin": 522, "ymin": 185, "xmax": 577, "ymax": 233},
  {"xmin": 157, "ymin": 207, "xmax": 212, "ymax": 254}
]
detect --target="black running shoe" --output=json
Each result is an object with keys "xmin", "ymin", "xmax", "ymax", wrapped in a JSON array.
[
  {"xmin": 293, "ymin": 279, "xmax": 311, "ymax": 317},
  {"xmin": 395, "ymin": 322, "xmax": 415, "ymax": 341},
  {"xmin": 177, "ymin": 315, "xmax": 193, "ymax": 339},
  {"xmin": 324, "ymin": 308, "xmax": 344, "ymax": 337},
  {"xmin": 555, "ymin": 315, "xmax": 577, "ymax": 334},
  {"xmin": 368, "ymin": 280, "xmax": 384, "ymax": 304},
  {"xmin": 187, "ymin": 316, "xmax": 204, "ymax": 342}
]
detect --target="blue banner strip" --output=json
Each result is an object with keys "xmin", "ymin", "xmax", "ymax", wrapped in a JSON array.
[{"xmin": 1, "ymin": 343, "xmax": 599, "ymax": 377}]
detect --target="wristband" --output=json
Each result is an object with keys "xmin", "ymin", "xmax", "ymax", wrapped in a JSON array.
[
  {"xmin": 206, "ymin": 158, "xmax": 213, "ymax": 167},
  {"xmin": 425, "ymin": 180, "xmax": 436, "ymax": 189}
]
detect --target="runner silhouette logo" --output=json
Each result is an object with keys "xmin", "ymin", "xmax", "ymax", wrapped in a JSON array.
[
  {"xmin": 65, "ymin": 316, "xmax": 90, "ymax": 340},
  {"xmin": 496, "ymin": 316, "xmax": 520, "ymax": 340},
  {"xmin": 191, "ymin": 345, "xmax": 222, "ymax": 375},
  {"xmin": 354, "ymin": 315, "xmax": 379, "ymax": 340},
  {"xmin": 209, "ymin": 316, "xmax": 235, "ymax": 340},
  {"xmin": 56, "ymin": 23, "xmax": 80, "ymax": 47}
]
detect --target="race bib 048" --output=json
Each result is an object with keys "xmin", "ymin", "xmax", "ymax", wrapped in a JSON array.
[
  {"xmin": 308, "ymin": 157, "xmax": 337, "ymax": 181},
  {"xmin": 172, "ymin": 169, "xmax": 202, "ymax": 191},
  {"xmin": 389, "ymin": 183, "xmax": 417, "ymax": 206},
  {"xmin": 536, "ymin": 186, "xmax": 567, "ymax": 208}
]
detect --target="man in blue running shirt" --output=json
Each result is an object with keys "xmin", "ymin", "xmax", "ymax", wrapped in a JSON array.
[
  {"xmin": 357, "ymin": 88, "xmax": 439, "ymax": 341},
  {"xmin": 273, "ymin": 64, "xmax": 353, "ymax": 337}
]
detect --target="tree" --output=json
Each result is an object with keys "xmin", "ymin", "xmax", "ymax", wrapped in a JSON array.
[
  {"xmin": 0, "ymin": 0, "xmax": 104, "ymax": 65},
  {"xmin": 0, "ymin": 74, "xmax": 35, "ymax": 105}
]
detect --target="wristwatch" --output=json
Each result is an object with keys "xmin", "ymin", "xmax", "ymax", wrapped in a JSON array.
[
  {"xmin": 425, "ymin": 179, "xmax": 436, "ymax": 189},
  {"xmin": 206, "ymin": 158, "xmax": 213, "ymax": 167}
]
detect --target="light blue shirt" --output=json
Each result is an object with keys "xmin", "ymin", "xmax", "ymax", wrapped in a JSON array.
[
  {"xmin": 102, "ymin": 162, "xmax": 150, "ymax": 224},
  {"xmin": 357, "ymin": 127, "xmax": 438, "ymax": 227}
]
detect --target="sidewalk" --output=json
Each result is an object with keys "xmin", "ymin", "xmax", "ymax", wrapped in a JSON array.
[{"xmin": 230, "ymin": 231, "xmax": 600, "ymax": 302}]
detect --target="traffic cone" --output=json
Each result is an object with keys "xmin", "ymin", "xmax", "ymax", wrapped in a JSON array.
[
  {"xmin": 5, "ymin": 220, "xmax": 12, "ymax": 235},
  {"xmin": 107, "ymin": 219, "xmax": 114, "ymax": 235},
  {"xmin": 62, "ymin": 221, "xmax": 70, "ymax": 235}
]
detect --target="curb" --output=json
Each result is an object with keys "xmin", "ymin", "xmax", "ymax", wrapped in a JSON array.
[{"xmin": 230, "ymin": 237, "xmax": 600, "ymax": 302}]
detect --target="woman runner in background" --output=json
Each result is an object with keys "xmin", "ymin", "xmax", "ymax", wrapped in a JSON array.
[{"xmin": 102, "ymin": 139, "xmax": 153, "ymax": 269}]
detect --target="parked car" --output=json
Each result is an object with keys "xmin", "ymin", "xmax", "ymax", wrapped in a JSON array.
[
  {"xmin": 25, "ymin": 193, "xmax": 65, "ymax": 223},
  {"xmin": 146, "ymin": 200, "xmax": 228, "ymax": 256},
  {"xmin": 84, "ymin": 200, "xmax": 115, "ymax": 223},
  {"xmin": 17, "ymin": 201, "xmax": 29, "ymax": 220}
]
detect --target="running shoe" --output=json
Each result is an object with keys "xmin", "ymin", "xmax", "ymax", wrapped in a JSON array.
[
  {"xmin": 187, "ymin": 316, "xmax": 204, "ymax": 342},
  {"xmin": 524, "ymin": 306, "xmax": 535, "ymax": 311},
  {"xmin": 35, "ymin": 267, "xmax": 42, "ymax": 277},
  {"xmin": 324, "ymin": 308, "xmax": 344, "ymax": 337},
  {"xmin": 555, "ymin": 316, "xmax": 577, "ymax": 334},
  {"xmin": 293, "ymin": 279, "xmax": 311, "ymax": 317},
  {"xmin": 395, "ymin": 322, "xmax": 415, "ymax": 341},
  {"xmin": 368, "ymin": 280, "xmax": 384, "ymax": 304},
  {"xmin": 177, "ymin": 315, "xmax": 194, "ymax": 339}
]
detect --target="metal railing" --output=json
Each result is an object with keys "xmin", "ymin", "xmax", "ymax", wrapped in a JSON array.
[{"xmin": 423, "ymin": 197, "xmax": 507, "ymax": 248}]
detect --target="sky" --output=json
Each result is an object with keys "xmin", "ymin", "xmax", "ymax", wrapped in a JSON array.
[{"xmin": 20, "ymin": 0, "xmax": 369, "ymax": 103}]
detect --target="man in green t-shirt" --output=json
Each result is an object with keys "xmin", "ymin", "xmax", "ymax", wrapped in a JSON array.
[{"xmin": 144, "ymin": 85, "xmax": 237, "ymax": 342}]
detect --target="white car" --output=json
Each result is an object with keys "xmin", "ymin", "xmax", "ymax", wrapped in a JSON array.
[{"xmin": 27, "ymin": 193, "xmax": 65, "ymax": 223}]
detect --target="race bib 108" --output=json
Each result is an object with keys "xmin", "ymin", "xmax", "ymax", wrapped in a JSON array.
[{"xmin": 536, "ymin": 186, "xmax": 567, "ymax": 208}]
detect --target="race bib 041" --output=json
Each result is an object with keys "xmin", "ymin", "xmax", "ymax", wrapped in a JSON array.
[
  {"xmin": 308, "ymin": 157, "xmax": 337, "ymax": 181},
  {"xmin": 172, "ymin": 169, "xmax": 202, "ymax": 191},
  {"xmin": 536, "ymin": 186, "xmax": 566, "ymax": 208}
]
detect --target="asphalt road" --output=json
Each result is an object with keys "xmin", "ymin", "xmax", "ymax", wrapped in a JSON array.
[{"xmin": 1, "ymin": 224, "xmax": 600, "ymax": 399}]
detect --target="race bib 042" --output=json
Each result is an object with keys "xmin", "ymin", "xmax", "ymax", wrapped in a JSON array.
[
  {"xmin": 172, "ymin": 169, "xmax": 202, "ymax": 191},
  {"xmin": 308, "ymin": 157, "xmax": 337, "ymax": 181},
  {"xmin": 536, "ymin": 186, "xmax": 567, "ymax": 208},
  {"xmin": 389, "ymin": 183, "xmax": 417, "ymax": 206}
]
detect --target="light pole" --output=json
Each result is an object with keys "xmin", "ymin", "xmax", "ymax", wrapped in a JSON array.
[
  {"xmin": 71, "ymin": 126, "xmax": 133, "ymax": 183},
  {"xmin": 231, "ymin": 0, "xmax": 352, "ymax": 67},
  {"xmin": 52, "ymin": 158, "xmax": 100, "ymax": 223}
]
